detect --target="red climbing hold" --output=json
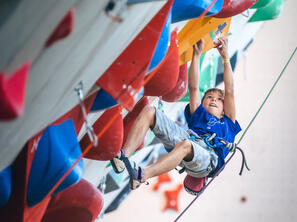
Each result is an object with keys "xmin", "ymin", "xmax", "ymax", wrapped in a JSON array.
[
  {"xmin": 162, "ymin": 63, "xmax": 188, "ymax": 102},
  {"xmin": 153, "ymin": 172, "xmax": 172, "ymax": 191},
  {"xmin": 163, "ymin": 184, "xmax": 183, "ymax": 211},
  {"xmin": 0, "ymin": 62, "xmax": 30, "ymax": 120},
  {"xmin": 45, "ymin": 8, "xmax": 75, "ymax": 47},
  {"xmin": 240, "ymin": 196, "xmax": 247, "ymax": 203},
  {"xmin": 144, "ymin": 30, "xmax": 179, "ymax": 97},
  {"xmin": 123, "ymin": 97, "xmax": 149, "ymax": 151},
  {"xmin": 214, "ymin": 0, "xmax": 256, "ymax": 18},
  {"xmin": 42, "ymin": 179, "xmax": 104, "ymax": 222},
  {"xmin": 80, "ymin": 105, "xmax": 123, "ymax": 161}
]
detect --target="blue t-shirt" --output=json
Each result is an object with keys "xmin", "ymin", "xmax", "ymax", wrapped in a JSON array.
[{"xmin": 184, "ymin": 104, "xmax": 241, "ymax": 168}]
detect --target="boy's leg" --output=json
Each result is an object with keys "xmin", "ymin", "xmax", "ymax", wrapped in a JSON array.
[
  {"xmin": 142, "ymin": 140, "xmax": 193, "ymax": 181},
  {"xmin": 110, "ymin": 105, "xmax": 156, "ymax": 173},
  {"xmin": 124, "ymin": 108, "xmax": 194, "ymax": 189},
  {"xmin": 122, "ymin": 105, "xmax": 156, "ymax": 157}
]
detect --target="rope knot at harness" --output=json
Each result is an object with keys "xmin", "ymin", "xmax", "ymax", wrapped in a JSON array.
[{"xmin": 219, "ymin": 139, "xmax": 236, "ymax": 152}]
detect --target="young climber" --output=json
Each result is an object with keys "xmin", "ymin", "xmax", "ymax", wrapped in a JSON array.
[{"xmin": 110, "ymin": 36, "xmax": 241, "ymax": 190}]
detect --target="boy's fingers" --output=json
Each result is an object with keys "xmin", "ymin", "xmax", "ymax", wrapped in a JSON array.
[
  {"xmin": 219, "ymin": 38, "xmax": 224, "ymax": 44},
  {"xmin": 222, "ymin": 37, "xmax": 228, "ymax": 45},
  {"xmin": 217, "ymin": 36, "xmax": 227, "ymax": 43}
]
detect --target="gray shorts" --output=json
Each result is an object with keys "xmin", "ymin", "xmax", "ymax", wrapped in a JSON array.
[{"xmin": 151, "ymin": 108, "xmax": 218, "ymax": 178}]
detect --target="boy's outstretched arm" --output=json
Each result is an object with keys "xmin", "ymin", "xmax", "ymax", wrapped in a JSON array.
[
  {"xmin": 188, "ymin": 39, "xmax": 204, "ymax": 115},
  {"xmin": 214, "ymin": 36, "xmax": 236, "ymax": 122}
]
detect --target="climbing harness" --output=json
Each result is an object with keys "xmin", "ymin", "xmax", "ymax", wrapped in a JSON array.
[
  {"xmin": 176, "ymin": 130, "xmax": 249, "ymax": 178},
  {"xmin": 174, "ymin": 46, "xmax": 297, "ymax": 222}
]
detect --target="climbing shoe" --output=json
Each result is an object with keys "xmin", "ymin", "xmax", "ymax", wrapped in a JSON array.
[
  {"xmin": 110, "ymin": 150, "xmax": 125, "ymax": 174},
  {"xmin": 183, "ymin": 175, "xmax": 206, "ymax": 196}
]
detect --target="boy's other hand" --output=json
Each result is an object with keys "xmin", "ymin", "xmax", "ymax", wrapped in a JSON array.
[
  {"xmin": 214, "ymin": 36, "xmax": 229, "ymax": 59},
  {"xmin": 193, "ymin": 39, "xmax": 204, "ymax": 56}
]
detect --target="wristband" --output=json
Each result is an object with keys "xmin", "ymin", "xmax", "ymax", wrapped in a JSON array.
[{"xmin": 222, "ymin": 58, "xmax": 230, "ymax": 64}]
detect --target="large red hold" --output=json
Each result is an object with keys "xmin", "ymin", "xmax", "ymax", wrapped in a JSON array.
[
  {"xmin": 42, "ymin": 179, "xmax": 104, "ymax": 222},
  {"xmin": 162, "ymin": 63, "xmax": 188, "ymax": 102},
  {"xmin": 80, "ymin": 105, "xmax": 123, "ymax": 160},
  {"xmin": 144, "ymin": 30, "xmax": 179, "ymax": 97}
]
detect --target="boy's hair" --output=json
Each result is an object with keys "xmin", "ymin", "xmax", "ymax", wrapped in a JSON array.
[{"xmin": 201, "ymin": 88, "xmax": 224, "ymax": 103}]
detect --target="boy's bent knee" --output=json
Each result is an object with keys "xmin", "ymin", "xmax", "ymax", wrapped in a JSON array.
[
  {"xmin": 179, "ymin": 140, "xmax": 194, "ymax": 162},
  {"xmin": 141, "ymin": 105, "xmax": 156, "ymax": 127},
  {"xmin": 176, "ymin": 140, "xmax": 193, "ymax": 154}
]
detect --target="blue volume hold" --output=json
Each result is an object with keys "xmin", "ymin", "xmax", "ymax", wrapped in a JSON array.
[
  {"xmin": 90, "ymin": 89, "xmax": 118, "ymax": 111},
  {"xmin": 27, "ymin": 119, "xmax": 84, "ymax": 206}
]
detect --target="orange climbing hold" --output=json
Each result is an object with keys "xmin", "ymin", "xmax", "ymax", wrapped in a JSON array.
[
  {"xmin": 178, "ymin": 17, "xmax": 231, "ymax": 65},
  {"xmin": 153, "ymin": 173, "xmax": 172, "ymax": 191},
  {"xmin": 163, "ymin": 184, "xmax": 183, "ymax": 212}
]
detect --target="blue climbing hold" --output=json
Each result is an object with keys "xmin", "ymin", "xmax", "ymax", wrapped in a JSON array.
[
  {"xmin": 171, "ymin": 0, "xmax": 224, "ymax": 23},
  {"xmin": 27, "ymin": 119, "xmax": 84, "ymax": 206},
  {"xmin": 90, "ymin": 89, "xmax": 118, "ymax": 111},
  {"xmin": 0, "ymin": 166, "xmax": 12, "ymax": 206},
  {"xmin": 147, "ymin": 11, "xmax": 171, "ymax": 73}
]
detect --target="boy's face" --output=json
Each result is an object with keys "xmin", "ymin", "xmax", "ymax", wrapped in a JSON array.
[{"xmin": 202, "ymin": 91, "xmax": 224, "ymax": 118}]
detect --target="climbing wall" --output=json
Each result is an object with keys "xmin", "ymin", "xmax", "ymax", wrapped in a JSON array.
[
  {"xmin": 0, "ymin": 0, "xmax": 167, "ymax": 172},
  {"xmin": 102, "ymin": 0, "xmax": 297, "ymax": 221},
  {"xmin": 0, "ymin": 0, "xmax": 294, "ymax": 221}
]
